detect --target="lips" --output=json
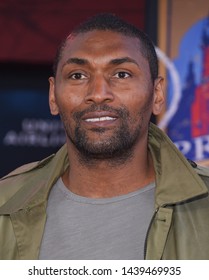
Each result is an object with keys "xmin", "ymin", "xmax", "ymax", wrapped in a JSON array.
[
  {"xmin": 85, "ymin": 116, "xmax": 117, "ymax": 122},
  {"xmin": 82, "ymin": 111, "xmax": 118, "ymax": 126}
]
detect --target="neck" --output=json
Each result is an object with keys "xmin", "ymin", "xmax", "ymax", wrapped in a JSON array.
[
  {"xmin": 62, "ymin": 133, "xmax": 155, "ymax": 198},
  {"xmin": 62, "ymin": 137, "xmax": 155, "ymax": 198}
]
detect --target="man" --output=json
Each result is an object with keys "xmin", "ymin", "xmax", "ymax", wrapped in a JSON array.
[{"xmin": 0, "ymin": 13, "xmax": 209, "ymax": 260}]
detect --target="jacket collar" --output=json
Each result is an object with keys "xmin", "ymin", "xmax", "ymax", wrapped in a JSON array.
[
  {"xmin": 148, "ymin": 123, "xmax": 208, "ymax": 207},
  {"xmin": 0, "ymin": 123, "xmax": 208, "ymax": 214}
]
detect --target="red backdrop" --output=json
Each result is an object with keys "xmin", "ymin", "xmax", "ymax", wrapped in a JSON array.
[{"xmin": 0, "ymin": 0, "xmax": 145, "ymax": 63}]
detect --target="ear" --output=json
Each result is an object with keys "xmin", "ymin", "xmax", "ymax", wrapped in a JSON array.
[
  {"xmin": 49, "ymin": 77, "xmax": 59, "ymax": 115},
  {"xmin": 152, "ymin": 76, "xmax": 165, "ymax": 116}
]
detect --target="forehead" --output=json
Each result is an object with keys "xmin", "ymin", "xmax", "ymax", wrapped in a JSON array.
[{"xmin": 59, "ymin": 30, "xmax": 145, "ymax": 66}]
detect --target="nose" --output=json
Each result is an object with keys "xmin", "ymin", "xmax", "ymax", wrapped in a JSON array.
[{"xmin": 84, "ymin": 75, "xmax": 114, "ymax": 104}]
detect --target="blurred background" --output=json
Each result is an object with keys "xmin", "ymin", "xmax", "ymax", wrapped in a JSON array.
[{"xmin": 0, "ymin": 0, "xmax": 209, "ymax": 177}]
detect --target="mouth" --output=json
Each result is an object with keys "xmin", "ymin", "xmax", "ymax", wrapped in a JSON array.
[
  {"xmin": 82, "ymin": 111, "xmax": 118, "ymax": 127},
  {"xmin": 85, "ymin": 116, "xmax": 117, "ymax": 122}
]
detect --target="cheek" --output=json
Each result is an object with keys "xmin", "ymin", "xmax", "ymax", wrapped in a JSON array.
[
  {"xmin": 55, "ymin": 85, "xmax": 84, "ymax": 115},
  {"xmin": 119, "ymin": 89, "xmax": 152, "ymax": 113},
  {"xmin": 115, "ymin": 77, "xmax": 152, "ymax": 102},
  {"xmin": 128, "ymin": 95, "xmax": 153, "ymax": 123}
]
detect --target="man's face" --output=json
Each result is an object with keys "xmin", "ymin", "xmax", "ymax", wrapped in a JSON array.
[{"xmin": 49, "ymin": 30, "xmax": 164, "ymax": 162}]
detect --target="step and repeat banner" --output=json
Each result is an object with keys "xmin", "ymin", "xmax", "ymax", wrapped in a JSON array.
[
  {"xmin": 157, "ymin": 0, "xmax": 209, "ymax": 166},
  {"xmin": 0, "ymin": 86, "xmax": 66, "ymax": 178}
]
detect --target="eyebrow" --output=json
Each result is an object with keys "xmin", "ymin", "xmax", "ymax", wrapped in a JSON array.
[
  {"xmin": 62, "ymin": 58, "xmax": 89, "ymax": 69},
  {"xmin": 62, "ymin": 56, "xmax": 139, "ymax": 69},
  {"xmin": 110, "ymin": 57, "xmax": 139, "ymax": 67}
]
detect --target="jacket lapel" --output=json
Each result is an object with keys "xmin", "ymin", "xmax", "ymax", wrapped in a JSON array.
[{"xmin": 10, "ymin": 202, "xmax": 47, "ymax": 259}]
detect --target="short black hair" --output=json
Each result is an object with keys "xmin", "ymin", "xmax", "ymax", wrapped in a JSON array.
[{"xmin": 53, "ymin": 13, "xmax": 158, "ymax": 82}]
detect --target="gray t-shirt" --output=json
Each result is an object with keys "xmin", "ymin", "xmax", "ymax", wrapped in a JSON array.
[{"xmin": 39, "ymin": 178, "xmax": 155, "ymax": 260}]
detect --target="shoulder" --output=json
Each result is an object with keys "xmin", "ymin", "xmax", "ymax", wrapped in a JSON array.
[
  {"xmin": 0, "ymin": 154, "xmax": 54, "ymax": 181},
  {"xmin": 0, "ymin": 155, "xmax": 55, "ymax": 207},
  {"xmin": 187, "ymin": 159, "xmax": 209, "ymax": 177},
  {"xmin": 0, "ymin": 144, "xmax": 68, "ymax": 207},
  {"xmin": 190, "ymin": 162, "xmax": 209, "ymax": 190}
]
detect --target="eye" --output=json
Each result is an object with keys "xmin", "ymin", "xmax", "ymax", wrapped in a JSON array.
[
  {"xmin": 69, "ymin": 72, "xmax": 87, "ymax": 80},
  {"xmin": 113, "ymin": 71, "xmax": 131, "ymax": 79}
]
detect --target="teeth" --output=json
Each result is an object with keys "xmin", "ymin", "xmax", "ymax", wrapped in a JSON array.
[{"xmin": 85, "ymin": 116, "xmax": 116, "ymax": 122}]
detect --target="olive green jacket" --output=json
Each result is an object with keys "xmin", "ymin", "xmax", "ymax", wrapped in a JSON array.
[{"xmin": 1, "ymin": 123, "xmax": 209, "ymax": 260}]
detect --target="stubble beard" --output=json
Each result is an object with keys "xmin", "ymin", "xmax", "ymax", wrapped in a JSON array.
[{"xmin": 60, "ymin": 104, "xmax": 149, "ymax": 167}]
